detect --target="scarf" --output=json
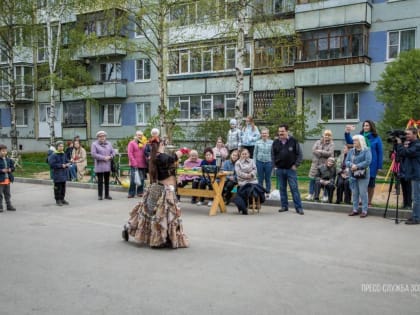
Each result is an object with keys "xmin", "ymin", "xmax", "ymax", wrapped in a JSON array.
[{"xmin": 363, "ymin": 131, "xmax": 371, "ymax": 147}]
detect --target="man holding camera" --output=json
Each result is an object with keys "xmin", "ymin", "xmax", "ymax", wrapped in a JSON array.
[{"xmin": 396, "ymin": 127, "xmax": 420, "ymax": 225}]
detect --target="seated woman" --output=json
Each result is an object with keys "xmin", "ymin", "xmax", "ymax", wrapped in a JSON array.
[
  {"xmin": 313, "ymin": 157, "xmax": 336, "ymax": 203},
  {"xmin": 177, "ymin": 150, "xmax": 202, "ymax": 203},
  {"xmin": 233, "ymin": 149, "xmax": 266, "ymax": 214},
  {"xmin": 221, "ymin": 149, "xmax": 239, "ymax": 204},
  {"xmin": 336, "ymin": 145, "xmax": 352, "ymax": 204},
  {"xmin": 193, "ymin": 147, "xmax": 216, "ymax": 206},
  {"xmin": 122, "ymin": 137, "xmax": 189, "ymax": 249}
]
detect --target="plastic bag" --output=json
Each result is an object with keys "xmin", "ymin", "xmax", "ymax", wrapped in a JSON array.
[{"xmin": 134, "ymin": 169, "xmax": 141, "ymax": 186}]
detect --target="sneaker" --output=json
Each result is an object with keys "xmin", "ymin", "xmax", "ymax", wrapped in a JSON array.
[
  {"xmin": 265, "ymin": 193, "xmax": 270, "ymax": 199},
  {"xmin": 196, "ymin": 201, "xmax": 203, "ymax": 206},
  {"xmin": 61, "ymin": 200, "xmax": 69, "ymax": 205},
  {"xmin": 56, "ymin": 201, "xmax": 63, "ymax": 206},
  {"xmin": 305, "ymin": 194, "xmax": 314, "ymax": 201},
  {"xmin": 207, "ymin": 201, "xmax": 213, "ymax": 207},
  {"xmin": 296, "ymin": 208, "xmax": 304, "ymax": 215},
  {"xmin": 105, "ymin": 196, "xmax": 112, "ymax": 200},
  {"xmin": 321, "ymin": 196, "xmax": 328, "ymax": 202},
  {"xmin": 278, "ymin": 207, "xmax": 288, "ymax": 212},
  {"xmin": 6, "ymin": 205, "xmax": 16, "ymax": 211},
  {"xmin": 405, "ymin": 219, "xmax": 420, "ymax": 225}
]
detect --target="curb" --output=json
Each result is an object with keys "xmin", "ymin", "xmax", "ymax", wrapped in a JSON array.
[{"xmin": 15, "ymin": 177, "xmax": 410, "ymax": 219}]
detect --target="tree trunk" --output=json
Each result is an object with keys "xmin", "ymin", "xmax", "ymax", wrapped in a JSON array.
[{"xmin": 235, "ymin": 0, "xmax": 246, "ymax": 126}]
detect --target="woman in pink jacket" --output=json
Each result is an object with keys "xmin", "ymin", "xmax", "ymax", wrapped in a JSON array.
[{"xmin": 127, "ymin": 130, "xmax": 148, "ymax": 198}]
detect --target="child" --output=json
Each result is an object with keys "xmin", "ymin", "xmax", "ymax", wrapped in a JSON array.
[
  {"xmin": 0, "ymin": 144, "xmax": 16, "ymax": 212},
  {"xmin": 193, "ymin": 147, "xmax": 216, "ymax": 206},
  {"xmin": 48, "ymin": 141, "xmax": 71, "ymax": 206}
]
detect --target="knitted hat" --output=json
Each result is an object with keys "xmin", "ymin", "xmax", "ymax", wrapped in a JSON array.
[
  {"xmin": 96, "ymin": 130, "xmax": 107, "ymax": 137},
  {"xmin": 229, "ymin": 119, "xmax": 237, "ymax": 125}
]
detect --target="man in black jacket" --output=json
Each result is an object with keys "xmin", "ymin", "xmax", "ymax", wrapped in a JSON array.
[
  {"xmin": 272, "ymin": 124, "xmax": 304, "ymax": 215},
  {"xmin": 396, "ymin": 127, "xmax": 420, "ymax": 225}
]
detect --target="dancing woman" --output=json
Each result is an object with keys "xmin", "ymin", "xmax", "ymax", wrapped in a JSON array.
[{"xmin": 122, "ymin": 137, "xmax": 189, "ymax": 248}]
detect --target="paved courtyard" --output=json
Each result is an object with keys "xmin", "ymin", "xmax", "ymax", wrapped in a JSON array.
[{"xmin": 0, "ymin": 182, "xmax": 419, "ymax": 315}]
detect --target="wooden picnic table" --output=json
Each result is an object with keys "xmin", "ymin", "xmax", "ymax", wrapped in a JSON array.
[{"xmin": 176, "ymin": 169, "xmax": 232, "ymax": 216}]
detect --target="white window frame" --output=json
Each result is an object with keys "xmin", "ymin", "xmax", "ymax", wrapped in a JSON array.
[
  {"xmin": 136, "ymin": 102, "xmax": 151, "ymax": 125},
  {"xmin": 37, "ymin": 27, "xmax": 47, "ymax": 62},
  {"xmin": 320, "ymin": 92, "xmax": 359, "ymax": 122},
  {"xmin": 101, "ymin": 104, "xmax": 121, "ymax": 126},
  {"xmin": 99, "ymin": 62, "xmax": 121, "ymax": 82},
  {"xmin": 387, "ymin": 28, "xmax": 416, "ymax": 61},
  {"xmin": 16, "ymin": 107, "xmax": 28, "ymax": 127},
  {"xmin": 15, "ymin": 66, "xmax": 33, "ymax": 99},
  {"xmin": 135, "ymin": 59, "xmax": 151, "ymax": 81}
]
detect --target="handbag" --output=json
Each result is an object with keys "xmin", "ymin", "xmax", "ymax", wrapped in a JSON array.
[
  {"xmin": 353, "ymin": 168, "xmax": 366, "ymax": 179},
  {"xmin": 111, "ymin": 158, "xmax": 116, "ymax": 173},
  {"xmin": 351, "ymin": 153, "xmax": 366, "ymax": 179}
]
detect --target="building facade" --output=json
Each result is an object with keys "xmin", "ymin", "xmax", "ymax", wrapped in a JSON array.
[{"xmin": 0, "ymin": 0, "xmax": 418, "ymax": 157}]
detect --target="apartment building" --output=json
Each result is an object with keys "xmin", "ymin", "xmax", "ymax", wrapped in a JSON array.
[{"xmin": 0, "ymin": 0, "xmax": 418, "ymax": 156}]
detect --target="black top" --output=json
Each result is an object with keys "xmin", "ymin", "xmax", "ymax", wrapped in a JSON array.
[{"xmin": 271, "ymin": 136, "xmax": 302, "ymax": 169}]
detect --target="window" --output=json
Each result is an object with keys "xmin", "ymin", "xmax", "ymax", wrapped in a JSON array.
[
  {"xmin": 274, "ymin": 0, "xmax": 295, "ymax": 14},
  {"xmin": 16, "ymin": 107, "xmax": 28, "ymax": 126},
  {"xmin": 320, "ymin": 93, "xmax": 358, "ymax": 121},
  {"xmin": 169, "ymin": 93, "xmax": 249, "ymax": 120},
  {"xmin": 63, "ymin": 101, "xmax": 86, "ymax": 125},
  {"xmin": 100, "ymin": 104, "xmax": 121, "ymax": 125},
  {"xmin": 15, "ymin": 66, "xmax": 32, "ymax": 99},
  {"xmin": 0, "ymin": 73, "xmax": 9, "ymax": 98},
  {"xmin": 169, "ymin": 44, "xmax": 250, "ymax": 74},
  {"xmin": 387, "ymin": 29, "xmax": 415, "ymax": 60},
  {"xmin": 135, "ymin": 59, "xmax": 151, "ymax": 81},
  {"xmin": 299, "ymin": 25, "xmax": 369, "ymax": 62},
  {"xmin": 136, "ymin": 102, "xmax": 151, "ymax": 124},
  {"xmin": 255, "ymin": 39, "xmax": 295, "ymax": 68},
  {"xmin": 38, "ymin": 27, "xmax": 47, "ymax": 62},
  {"xmin": 100, "ymin": 62, "xmax": 121, "ymax": 81}
]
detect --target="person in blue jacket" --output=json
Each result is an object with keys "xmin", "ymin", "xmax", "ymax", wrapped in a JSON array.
[
  {"xmin": 345, "ymin": 120, "xmax": 383, "ymax": 207},
  {"xmin": 48, "ymin": 141, "xmax": 71, "ymax": 206}
]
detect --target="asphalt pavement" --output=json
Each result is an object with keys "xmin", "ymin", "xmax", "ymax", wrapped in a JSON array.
[{"xmin": 0, "ymin": 181, "xmax": 419, "ymax": 315}]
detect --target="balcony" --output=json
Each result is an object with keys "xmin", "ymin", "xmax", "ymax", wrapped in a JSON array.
[
  {"xmin": 0, "ymin": 85, "xmax": 33, "ymax": 102},
  {"xmin": 294, "ymin": 57, "xmax": 371, "ymax": 86},
  {"xmin": 62, "ymin": 80, "xmax": 127, "ymax": 101},
  {"xmin": 295, "ymin": 0, "xmax": 372, "ymax": 31},
  {"xmin": 77, "ymin": 41, "xmax": 126, "ymax": 59}
]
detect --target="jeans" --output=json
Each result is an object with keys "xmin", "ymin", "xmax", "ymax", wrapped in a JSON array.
[
  {"xmin": 411, "ymin": 180, "xmax": 420, "ymax": 220},
  {"xmin": 256, "ymin": 160, "xmax": 272, "ymax": 193},
  {"xmin": 68, "ymin": 164, "xmax": 77, "ymax": 181},
  {"xmin": 128, "ymin": 167, "xmax": 145, "ymax": 196},
  {"xmin": 0, "ymin": 184, "xmax": 12, "ymax": 207},
  {"xmin": 276, "ymin": 168, "xmax": 303, "ymax": 210},
  {"xmin": 308, "ymin": 178, "xmax": 315, "ymax": 195},
  {"xmin": 350, "ymin": 175, "xmax": 369, "ymax": 213}
]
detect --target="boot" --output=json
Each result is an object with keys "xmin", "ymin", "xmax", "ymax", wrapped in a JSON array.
[
  {"xmin": 368, "ymin": 187, "xmax": 374, "ymax": 206},
  {"xmin": 6, "ymin": 204, "xmax": 16, "ymax": 211},
  {"xmin": 56, "ymin": 200, "xmax": 63, "ymax": 206}
]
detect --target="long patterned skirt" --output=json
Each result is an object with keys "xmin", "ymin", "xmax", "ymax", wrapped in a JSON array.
[{"xmin": 123, "ymin": 183, "xmax": 189, "ymax": 248}]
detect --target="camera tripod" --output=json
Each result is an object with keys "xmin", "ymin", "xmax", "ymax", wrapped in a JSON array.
[{"xmin": 383, "ymin": 171, "xmax": 404, "ymax": 224}]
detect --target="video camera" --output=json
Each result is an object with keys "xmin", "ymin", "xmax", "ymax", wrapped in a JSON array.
[{"xmin": 386, "ymin": 130, "xmax": 406, "ymax": 144}]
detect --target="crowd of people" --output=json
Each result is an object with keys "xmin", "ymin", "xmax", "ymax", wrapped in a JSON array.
[{"xmin": 2, "ymin": 118, "xmax": 419, "ymax": 249}]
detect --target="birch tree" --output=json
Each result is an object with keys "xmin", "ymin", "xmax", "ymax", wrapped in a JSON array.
[{"xmin": 0, "ymin": 0, "xmax": 32, "ymax": 154}]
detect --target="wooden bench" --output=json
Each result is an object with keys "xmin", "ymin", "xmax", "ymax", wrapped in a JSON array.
[{"xmin": 177, "ymin": 172, "xmax": 229, "ymax": 216}]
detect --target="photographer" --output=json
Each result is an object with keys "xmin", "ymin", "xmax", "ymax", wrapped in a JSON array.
[
  {"xmin": 389, "ymin": 133, "xmax": 412, "ymax": 210},
  {"xmin": 396, "ymin": 127, "xmax": 420, "ymax": 225}
]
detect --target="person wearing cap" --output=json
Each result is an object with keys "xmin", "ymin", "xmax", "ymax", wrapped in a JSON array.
[
  {"xmin": 0, "ymin": 144, "xmax": 16, "ymax": 211},
  {"xmin": 306, "ymin": 129, "xmax": 335, "ymax": 201},
  {"xmin": 91, "ymin": 131, "xmax": 116, "ymax": 200},
  {"xmin": 127, "ymin": 130, "xmax": 148, "ymax": 198},
  {"xmin": 226, "ymin": 119, "xmax": 242, "ymax": 155},
  {"xmin": 47, "ymin": 141, "xmax": 71, "ymax": 206},
  {"xmin": 313, "ymin": 157, "xmax": 337, "ymax": 203}
]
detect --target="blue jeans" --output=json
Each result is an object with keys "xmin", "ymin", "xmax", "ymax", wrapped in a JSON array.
[
  {"xmin": 350, "ymin": 175, "xmax": 369, "ymax": 213},
  {"xmin": 308, "ymin": 178, "xmax": 315, "ymax": 195},
  {"xmin": 68, "ymin": 164, "xmax": 77, "ymax": 181},
  {"xmin": 128, "ymin": 167, "xmax": 145, "ymax": 196},
  {"xmin": 411, "ymin": 180, "xmax": 420, "ymax": 220},
  {"xmin": 276, "ymin": 168, "xmax": 303, "ymax": 210},
  {"xmin": 256, "ymin": 160, "xmax": 272, "ymax": 193}
]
